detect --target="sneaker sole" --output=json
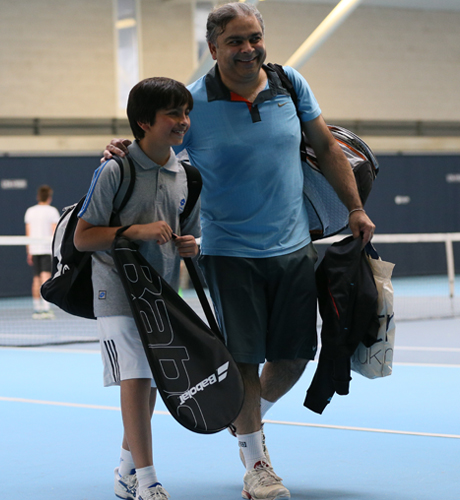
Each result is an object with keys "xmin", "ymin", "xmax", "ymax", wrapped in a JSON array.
[{"xmin": 242, "ymin": 489, "xmax": 290, "ymax": 500}]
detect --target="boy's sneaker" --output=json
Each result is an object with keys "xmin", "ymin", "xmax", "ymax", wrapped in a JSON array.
[
  {"xmin": 137, "ymin": 483, "xmax": 170, "ymax": 500},
  {"xmin": 237, "ymin": 424, "xmax": 271, "ymax": 467},
  {"xmin": 114, "ymin": 467, "xmax": 137, "ymax": 499},
  {"xmin": 242, "ymin": 461, "xmax": 290, "ymax": 500}
]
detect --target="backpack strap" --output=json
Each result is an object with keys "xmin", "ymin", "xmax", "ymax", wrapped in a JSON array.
[
  {"xmin": 110, "ymin": 155, "xmax": 136, "ymax": 226},
  {"xmin": 267, "ymin": 63, "xmax": 308, "ymax": 162},
  {"xmin": 268, "ymin": 63, "xmax": 299, "ymax": 109},
  {"xmin": 180, "ymin": 159, "xmax": 202, "ymax": 223}
]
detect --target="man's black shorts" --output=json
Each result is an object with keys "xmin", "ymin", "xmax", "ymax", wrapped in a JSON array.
[
  {"xmin": 32, "ymin": 254, "xmax": 52, "ymax": 276},
  {"xmin": 199, "ymin": 243, "xmax": 318, "ymax": 364}
]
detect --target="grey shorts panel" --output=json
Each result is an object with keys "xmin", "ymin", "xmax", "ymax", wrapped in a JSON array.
[
  {"xmin": 97, "ymin": 316, "xmax": 156, "ymax": 388},
  {"xmin": 199, "ymin": 244, "xmax": 318, "ymax": 364}
]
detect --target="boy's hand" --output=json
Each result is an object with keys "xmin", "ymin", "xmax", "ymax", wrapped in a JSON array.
[
  {"xmin": 173, "ymin": 234, "xmax": 199, "ymax": 258},
  {"xmin": 100, "ymin": 138, "xmax": 132, "ymax": 163},
  {"xmin": 136, "ymin": 221, "xmax": 173, "ymax": 245}
]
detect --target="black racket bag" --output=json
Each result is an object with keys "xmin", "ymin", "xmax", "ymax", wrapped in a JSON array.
[{"xmin": 111, "ymin": 236, "xmax": 244, "ymax": 434}]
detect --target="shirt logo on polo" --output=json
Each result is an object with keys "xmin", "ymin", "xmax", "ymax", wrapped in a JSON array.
[
  {"xmin": 179, "ymin": 198, "xmax": 186, "ymax": 212},
  {"xmin": 278, "ymin": 102, "xmax": 288, "ymax": 107},
  {"xmin": 98, "ymin": 290, "xmax": 107, "ymax": 300}
]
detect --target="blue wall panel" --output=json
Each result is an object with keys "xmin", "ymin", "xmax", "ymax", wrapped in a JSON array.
[
  {"xmin": 363, "ymin": 154, "xmax": 460, "ymax": 276},
  {"xmin": 1, "ymin": 153, "xmax": 460, "ymax": 297},
  {"xmin": 0, "ymin": 156, "xmax": 100, "ymax": 297}
]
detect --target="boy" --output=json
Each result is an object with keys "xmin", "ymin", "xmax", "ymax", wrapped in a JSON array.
[
  {"xmin": 24, "ymin": 184, "xmax": 60, "ymax": 319},
  {"xmin": 74, "ymin": 77, "xmax": 200, "ymax": 500}
]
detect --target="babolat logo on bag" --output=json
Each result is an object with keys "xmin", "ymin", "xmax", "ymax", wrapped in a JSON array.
[{"xmin": 179, "ymin": 362, "xmax": 229, "ymax": 405}]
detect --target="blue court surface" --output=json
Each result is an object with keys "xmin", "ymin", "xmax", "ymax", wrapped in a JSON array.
[{"xmin": 1, "ymin": 315, "xmax": 459, "ymax": 500}]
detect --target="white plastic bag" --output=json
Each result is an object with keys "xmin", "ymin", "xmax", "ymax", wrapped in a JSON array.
[{"xmin": 351, "ymin": 249, "xmax": 395, "ymax": 379}]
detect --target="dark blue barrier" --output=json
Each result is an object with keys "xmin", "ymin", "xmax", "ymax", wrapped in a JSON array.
[
  {"xmin": 1, "ymin": 153, "xmax": 460, "ymax": 297},
  {"xmin": 0, "ymin": 155, "xmax": 100, "ymax": 297}
]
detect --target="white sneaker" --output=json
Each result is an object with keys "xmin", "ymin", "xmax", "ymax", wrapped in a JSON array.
[
  {"xmin": 238, "ymin": 424, "xmax": 271, "ymax": 467},
  {"xmin": 242, "ymin": 461, "xmax": 290, "ymax": 500},
  {"xmin": 137, "ymin": 483, "xmax": 170, "ymax": 500},
  {"xmin": 41, "ymin": 310, "xmax": 55, "ymax": 319},
  {"xmin": 114, "ymin": 467, "xmax": 137, "ymax": 499}
]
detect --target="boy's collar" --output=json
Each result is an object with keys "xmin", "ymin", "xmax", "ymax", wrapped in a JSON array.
[{"xmin": 129, "ymin": 141, "xmax": 181, "ymax": 172}]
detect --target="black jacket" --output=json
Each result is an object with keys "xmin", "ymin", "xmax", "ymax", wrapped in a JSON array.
[{"xmin": 305, "ymin": 236, "xmax": 379, "ymax": 414}]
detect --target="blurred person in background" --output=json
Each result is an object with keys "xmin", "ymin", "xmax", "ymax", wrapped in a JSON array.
[{"xmin": 24, "ymin": 184, "xmax": 60, "ymax": 319}]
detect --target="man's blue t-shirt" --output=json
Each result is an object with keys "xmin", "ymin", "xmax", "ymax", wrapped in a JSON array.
[{"xmin": 177, "ymin": 64, "xmax": 321, "ymax": 258}]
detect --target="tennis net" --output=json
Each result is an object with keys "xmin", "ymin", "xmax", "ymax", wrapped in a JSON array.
[{"xmin": 1, "ymin": 233, "xmax": 460, "ymax": 347}]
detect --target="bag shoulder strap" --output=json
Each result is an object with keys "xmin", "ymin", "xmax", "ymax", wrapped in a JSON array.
[
  {"xmin": 110, "ymin": 155, "xmax": 136, "ymax": 225},
  {"xmin": 180, "ymin": 159, "xmax": 202, "ymax": 223},
  {"xmin": 183, "ymin": 257, "xmax": 222, "ymax": 340},
  {"xmin": 267, "ymin": 63, "xmax": 308, "ymax": 160},
  {"xmin": 268, "ymin": 63, "xmax": 299, "ymax": 107},
  {"xmin": 177, "ymin": 160, "xmax": 220, "ymax": 336}
]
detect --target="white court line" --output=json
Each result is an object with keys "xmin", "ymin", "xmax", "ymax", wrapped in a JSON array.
[
  {"xmin": 0, "ymin": 346, "xmax": 100, "ymax": 354},
  {"xmin": 0, "ymin": 397, "xmax": 168, "ymax": 415},
  {"xmin": 1, "ymin": 396, "xmax": 458, "ymax": 440},
  {"xmin": 263, "ymin": 419, "xmax": 460, "ymax": 440},
  {"xmin": 396, "ymin": 346, "xmax": 460, "ymax": 352},
  {"xmin": 393, "ymin": 362, "xmax": 460, "ymax": 368}
]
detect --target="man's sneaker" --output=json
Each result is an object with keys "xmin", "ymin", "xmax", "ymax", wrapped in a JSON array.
[
  {"xmin": 114, "ymin": 467, "xmax": 137, "ymax": 499},
  {"xmin": 238, "ymin": 424, "xmax": 271, "ymax": 467},
  {"xmin": 228, "ymin": 423, "xmax": 237, "ymax": 437},
  {"xmin": 242, "ymin": 461, "xmax": 290, "ymax": 500},
  {"xmin": 137, "ymin": 483, "xmax": 170, "ymax": 500}
]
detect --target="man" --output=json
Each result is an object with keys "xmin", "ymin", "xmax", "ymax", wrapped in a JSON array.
[
  {"xmin": 24, "ymin": 185, "xmax": 60, "ymax": 319},
  {"xmin": 105, "ymin": 4, "xmax": 375, "ymax": 499}
]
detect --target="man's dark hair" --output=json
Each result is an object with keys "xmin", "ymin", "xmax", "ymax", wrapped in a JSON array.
[
  {"xmin": 206, "ymin": 2, "xmax": 265, "ymax": 46},
  {"xmin": 37, "ymin": 185, "xmax": 52, "ymax": 203},
  {"xmin": 127, "ymin": 77, "xmax": 193, "ymax": 141}
]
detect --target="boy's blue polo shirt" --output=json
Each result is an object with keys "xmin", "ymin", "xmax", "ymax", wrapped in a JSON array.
[{"xmin": 178, "ymin": 64, "xmax": 321, "ymax": 258}]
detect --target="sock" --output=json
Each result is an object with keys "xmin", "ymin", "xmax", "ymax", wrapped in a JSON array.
[
  {"xmin": 41, "ymin": 298, "xmax": 50, "ymax": 312},
  {"xmin": 33, "ymin": 298, "xmax": 42, "ymax": 312},
  {"xmin": 238, "ymin": 430, "xmax": 266, "ymax": 471},
  {"xmin": 260, "ymin": 398, "xmax": 275, "ymax": 419},
  {"xmin": 118, "ymin": 447, "xmax": 135, "ymax": 477},
  {"xmin": 136, "ymin": 465, "xmax": 159, "ymax": 492}
]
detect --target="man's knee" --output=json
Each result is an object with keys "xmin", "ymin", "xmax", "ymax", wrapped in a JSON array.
[
  {"xmin": 268, "ymin": 358, "xmax": 308, "ymax": 379},
  {"xmin": 237, "ymin": 362, "xmax": 260, "ymax": 380},
  {"xmin": 276, "ymin": 357, "xmax": 308, "ymax": 370}
]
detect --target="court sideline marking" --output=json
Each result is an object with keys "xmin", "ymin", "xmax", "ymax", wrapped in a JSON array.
[{"xmin": 1, "ymin": 396, "xmax": 458, "ymax": 440}]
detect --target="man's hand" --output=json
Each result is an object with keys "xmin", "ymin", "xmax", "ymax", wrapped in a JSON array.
[
  {"xmin": 348, "ymin": 209, "xmax": 375, "ymax": 246},
  {"xmin": 173, "ymin": 234, "xmax": 199, "ymax": 258},
  {"xmin": 100, "ymin": 138, "xmax": 132, "ymax": 163}
]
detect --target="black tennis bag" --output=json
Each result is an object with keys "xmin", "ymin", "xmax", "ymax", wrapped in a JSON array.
[
  {"xmin": 41, "ymin": 155, "xmax": 135, "ymax": 319},
  {"xmin": 111, "ymin": 236, "xmax": 244, "ymax": 434},
  {"xmin": 267, "ymin": 63, "xmax": 380, "ymax": 241}
]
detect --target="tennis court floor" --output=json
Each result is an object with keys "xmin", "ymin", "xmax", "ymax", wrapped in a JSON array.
[{"xmin": 1, "ymin": 315, "xmax": 459, "ymax": 500}]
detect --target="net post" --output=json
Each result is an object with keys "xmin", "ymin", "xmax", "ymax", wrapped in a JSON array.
[{"xmin": 445, "ymin": 235, "xmax": 455, "ymax": 299}]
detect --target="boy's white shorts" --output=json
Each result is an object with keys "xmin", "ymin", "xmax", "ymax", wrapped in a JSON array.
[{"xmin": 97, "ymin": 315, "xmax": 156, "ymax": 388}]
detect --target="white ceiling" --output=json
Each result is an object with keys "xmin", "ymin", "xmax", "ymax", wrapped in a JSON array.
[{"xmin": 275, "ymin": 0, "xmax": 460, "ymax": 11}]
